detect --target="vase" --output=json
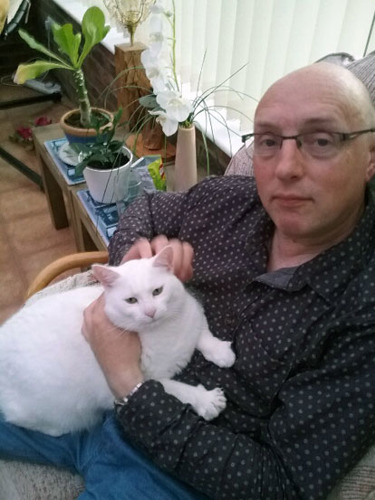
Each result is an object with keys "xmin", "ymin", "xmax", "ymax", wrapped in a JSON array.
[{"xmin": 173, "ymin": 124, "xmax": 197, "ymax": 191}]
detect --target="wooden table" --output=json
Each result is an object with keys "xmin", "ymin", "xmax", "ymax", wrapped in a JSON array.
[
  {"xmin": 33, "ymin": 124, "xmax": 83, "ymax": 231},
  {"xmin": 33, "ymin": 124, "xmax": 107, "ymax": 251},
  {"xmin": 71, "ymin": 190, "xmax": 108, "ymax": 251}
]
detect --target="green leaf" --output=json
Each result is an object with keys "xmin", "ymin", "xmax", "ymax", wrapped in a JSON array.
[
  {"xmin": 14, "ymin": 61, "xmax": 68, "ymax": 84},
  {"xmin": 52, "ymin": 24, "xmax": 81, "ymax": 67},
  {"xmin": 112, "ymin": 107, "xmax": 123, "ymax": 127},
  {"xmin": 18, "ymin": 29, "xmax": 68, "ymax": 65},
  {"xmin": 139, "ymin": 94, "xmax": 158, "ymax": 109},
  {"xmin": 78, "ymin": 7, "xmax": 110, "ymax": 66}
]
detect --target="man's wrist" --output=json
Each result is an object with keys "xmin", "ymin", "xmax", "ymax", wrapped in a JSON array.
[{"xmin": 114, "ymin": 381, "xmax": 144, "ymax": 412}]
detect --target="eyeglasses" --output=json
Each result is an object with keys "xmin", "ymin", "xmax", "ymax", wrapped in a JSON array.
[{"xmin": 241, "ymin": 128, "xmax": 375, "ymax": 159}]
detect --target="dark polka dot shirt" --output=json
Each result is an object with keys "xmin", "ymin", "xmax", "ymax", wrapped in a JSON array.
[{"xmin": 109, "ymin": 176, "xmax": 375, "ymax": 500}]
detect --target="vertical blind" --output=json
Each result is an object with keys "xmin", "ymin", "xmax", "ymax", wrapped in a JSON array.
[
  {"xmin": 170, "ymin": 0, "xmax": 375, "ymax": 152},
  {"xmin": 77, "ymin": 0, "xmax": 375, "ymax": 153}
]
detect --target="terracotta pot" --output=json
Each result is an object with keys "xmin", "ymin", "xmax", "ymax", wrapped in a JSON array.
[
  {"xmin": 174, "ymin": 124, "xmax": 197, "ymax": 191},
  {"xmin": 60, "ymin": 108, "xmax": 113, "ymax": 145},
  {"xmin": 83, "ymin": 146, "xmax": 134, "ymax": 204}
]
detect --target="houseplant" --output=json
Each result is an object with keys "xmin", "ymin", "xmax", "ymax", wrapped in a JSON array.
[
  {"xmin": 136, "ymin": 0, "xmax": 250, "ymax": 191},
  {"xmin": 72, "ymin": 108, "xmax": 134, "ymax": 204},
  {"xmin": 14, "ymin": 6, "xmax": 113, "ymax": 142}
]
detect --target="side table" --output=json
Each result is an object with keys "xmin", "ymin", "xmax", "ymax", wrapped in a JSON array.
[
  {"xmin": 71, "ymin": 190, "xmax": 108, "ymax": 251},
  {"xmin": 32, "ymin": 124, "xmax": 84, "ymax": 242}
]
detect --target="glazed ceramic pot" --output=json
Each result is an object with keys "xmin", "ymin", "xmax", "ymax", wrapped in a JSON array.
[
  {"xmin": 83, "ymin": 146, "xmax": 134, "ymax": 204},
  {"xmin": 60, "ymin": 108, "xmax": 113, "ymax": 145}
]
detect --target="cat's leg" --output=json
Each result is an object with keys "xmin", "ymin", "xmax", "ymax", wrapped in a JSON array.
[
  {"xmin": 197, "ymin": 325, "xmax": 236, "ymax": 368},
  {"xmin": 160, "ymin": 379, "xmax": 226, "ymax": 420}
]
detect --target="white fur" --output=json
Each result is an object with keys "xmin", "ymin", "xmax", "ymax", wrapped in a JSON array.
[{"xmin": 0, "ymin": 247, "xmax": 235, "ymax": 436}]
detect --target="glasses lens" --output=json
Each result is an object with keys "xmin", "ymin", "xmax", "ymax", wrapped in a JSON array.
[
  {"xmin": 302, "ymin": 132, "xmax": 340, "ymax": 158},
  {"xmin": 253, "ymin": 133, "xmax": 281, "ymax": 156}
]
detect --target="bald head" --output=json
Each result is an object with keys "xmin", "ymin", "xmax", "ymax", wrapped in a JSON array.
[{"xmin": 256, "ymin": 62, "xmax": 375, "ymax": 130}]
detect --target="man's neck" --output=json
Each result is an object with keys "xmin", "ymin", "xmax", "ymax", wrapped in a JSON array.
[
  {"xmin": 267, "ymin": 232, "xmax": 321, "ymax": 271},
  {"xmin": 267, "ymin": 199, "xmax": 366, "ymax": 272}
]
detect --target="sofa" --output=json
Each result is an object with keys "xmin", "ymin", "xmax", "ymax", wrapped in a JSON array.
[{"xmin": 1, "ymin": 52, "xmax": 375, "ymax": 500}]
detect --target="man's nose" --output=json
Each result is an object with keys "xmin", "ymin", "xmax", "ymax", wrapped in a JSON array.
[{"xmin": 274, "ymin": 138, "xmax": 305, "ymax": 179}]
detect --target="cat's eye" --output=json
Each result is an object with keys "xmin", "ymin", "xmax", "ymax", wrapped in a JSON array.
[
  {"xmin": 125, "ymin": 297, "xmax": 138, "ymax": 304},
  {"xmin": 152, "ymin": 287, "xmax": 163, "ymax": 296}
]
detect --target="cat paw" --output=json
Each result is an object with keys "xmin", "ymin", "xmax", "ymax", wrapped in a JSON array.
[
  {"xmin": 204, "ymin": 341, "xmax": 236, "ymax": 368},
  {"xmin": 195, "ymin": 386, "xmax": 227, "ymax": 420}
]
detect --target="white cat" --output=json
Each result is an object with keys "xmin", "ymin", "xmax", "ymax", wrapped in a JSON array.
[{"xmin": 0, "ymin": 246, "xmax": 235, "ymax": 436}]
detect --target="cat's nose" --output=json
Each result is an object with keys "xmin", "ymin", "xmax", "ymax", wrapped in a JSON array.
[{"xmin": 144, "ymin": 307, "xmax": 156, "ymax": 318}]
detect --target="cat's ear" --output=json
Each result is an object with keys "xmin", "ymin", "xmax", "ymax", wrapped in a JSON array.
[
  {"xmin": 92, "ymin": 264, "xmax": 120, "ymax": 288},
  {"xmin": 153, "ymin": 246, "xmax": 173, "ymax": 271}
]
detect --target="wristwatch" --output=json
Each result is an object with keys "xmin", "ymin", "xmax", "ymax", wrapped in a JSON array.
[{"xmin": 114, "ymin": 382, "xmax": 144, "ymax": 413}]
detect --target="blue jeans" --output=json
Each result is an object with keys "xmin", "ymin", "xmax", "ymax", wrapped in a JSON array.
[{"xmin": 0, "ymin": 410, "xmax": 207, "ymax": 499}]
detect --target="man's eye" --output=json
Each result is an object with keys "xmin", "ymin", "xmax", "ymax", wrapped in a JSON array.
[
  {"xmin": 258, "ymin": 134, "xmax": 278, "ymax": 147},
  {"xmin": 125, "ymin": 297, "xmax": 137, "ymax": 304},
  {"xmin": 152, "ymin": 287, "xmax": 163, "ymax": 296},
  {"xmin": 309, "ymin": 133, "xmax": 335, "ymax": 147}
]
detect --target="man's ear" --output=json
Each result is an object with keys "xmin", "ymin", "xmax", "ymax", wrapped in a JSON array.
[
  {"xmin": 92, "ymin": 264, "xmax": 120, "ymax": 288},
  {"xmin": 366, "ymin": 146, "xmax": 375, "ymax": 182}
]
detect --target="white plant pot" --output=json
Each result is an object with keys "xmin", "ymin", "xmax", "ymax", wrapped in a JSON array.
[{"xmin": 83, "ymin": 147, "xmax": 134, "ymax": 204}]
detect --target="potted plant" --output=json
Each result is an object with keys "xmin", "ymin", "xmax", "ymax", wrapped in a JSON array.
[
  {"xmin": 14, "ymin": 6, "xmax": 113, "ymax": 143},
  {"xmin": 72, "ymin": 108, "xmax": 134, "ymax": 204}
]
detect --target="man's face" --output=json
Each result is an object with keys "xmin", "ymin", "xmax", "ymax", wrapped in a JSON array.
[{"xmin": 253, "ymin": 69, "xmax": 375, "ymax": 246}]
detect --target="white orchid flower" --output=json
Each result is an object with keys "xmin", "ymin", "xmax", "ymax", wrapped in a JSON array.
[
  {"xmin": 150, "ymin": 76, "xmax": 168, "ymax": 94},
  {"xmin": 150, "ymin": 75, "xmax": 168, "ymax": 93},
  {"xmin": 150, "ymin": 2, "xmax": 165, "ymax": 14},
  {"xmin": 150, "ymin": 13, "xmax": 163, "ymax": 33},
  {"xmin": 156, "ymin": 90, "xmax": 193, "ymax": 122},
  {"xmin": 141, "ymin": 49, "xmax": 166, "ymax": 82},
  {"xmin": 140, "ymin": 48, "xmax": 157, "ymax": 71},
  {"xmin": 150, "ymin": 109, "xmax": 179, "ymax": 136},
  {"xmin": 148, "ymin": 38, "xmax": 164, "ymax": 57}
]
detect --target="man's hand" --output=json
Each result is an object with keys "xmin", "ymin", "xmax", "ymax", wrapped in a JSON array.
[
  {"xmin": 121, "ymin": 236, "xmax": 194, "ymax": 282},
  {"xmin": 82, "ymin": 294, "xmax": 143, "ymax": 399}
]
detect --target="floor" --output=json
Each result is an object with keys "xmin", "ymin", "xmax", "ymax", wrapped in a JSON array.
[{"xmin": 0, "ymin": 81, "xmax": 77, "ymax": 323}]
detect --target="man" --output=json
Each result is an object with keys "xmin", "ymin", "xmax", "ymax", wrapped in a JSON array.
[{"xmin": 2, "ymin": 62, "xmax": 375, "ymax": 499}]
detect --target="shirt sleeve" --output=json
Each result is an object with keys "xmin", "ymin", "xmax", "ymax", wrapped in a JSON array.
[
  {"xmin": 116, "ymin": 380, "xmax": 297, "ymax": 499},
  {"xmin": 116, "ymin": 316, "xmax": 375, "ymax": 500}
]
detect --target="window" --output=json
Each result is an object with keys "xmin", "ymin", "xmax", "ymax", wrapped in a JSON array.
[
  {"xmin": 52, "ymin": 0, "xmax": 375, "ymax": 156},
  {"xmin": 172, "ymin": 0, "xmax": 375, "ymax": 154}
]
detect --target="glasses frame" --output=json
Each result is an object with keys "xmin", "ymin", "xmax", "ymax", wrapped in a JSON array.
[{"xmin": 241, "ymin": 128, "xmax": 375, "ymax": 147}]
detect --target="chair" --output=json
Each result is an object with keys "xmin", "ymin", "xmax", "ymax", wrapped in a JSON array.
[{"xmin": 25, "ymin": 250, "xmax": 108, "ymax": 299}]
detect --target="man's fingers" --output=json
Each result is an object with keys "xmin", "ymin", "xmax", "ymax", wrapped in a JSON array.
[
  {"xmin": 120, "ymin": 236, "xmax": 194, "ymax": 282},
  {"xmin": 121, "ymin": 238, "xmax": 153, "ymax": 263},
  {"xmin": 150, "ymin": 235, "xmax": 170, "ymax": 254},
  {"xmin": 167, "ymin": 239, "xmax": 194, "ymax": 282},
  {"xmin": 180, "ymin": 241, "xmax": 194, "ymax": 282}
]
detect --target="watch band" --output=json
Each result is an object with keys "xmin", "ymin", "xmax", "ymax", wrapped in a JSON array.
[{"xmin": 114, "ymin": 382, "xmax": 144, "ymax": 412}]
